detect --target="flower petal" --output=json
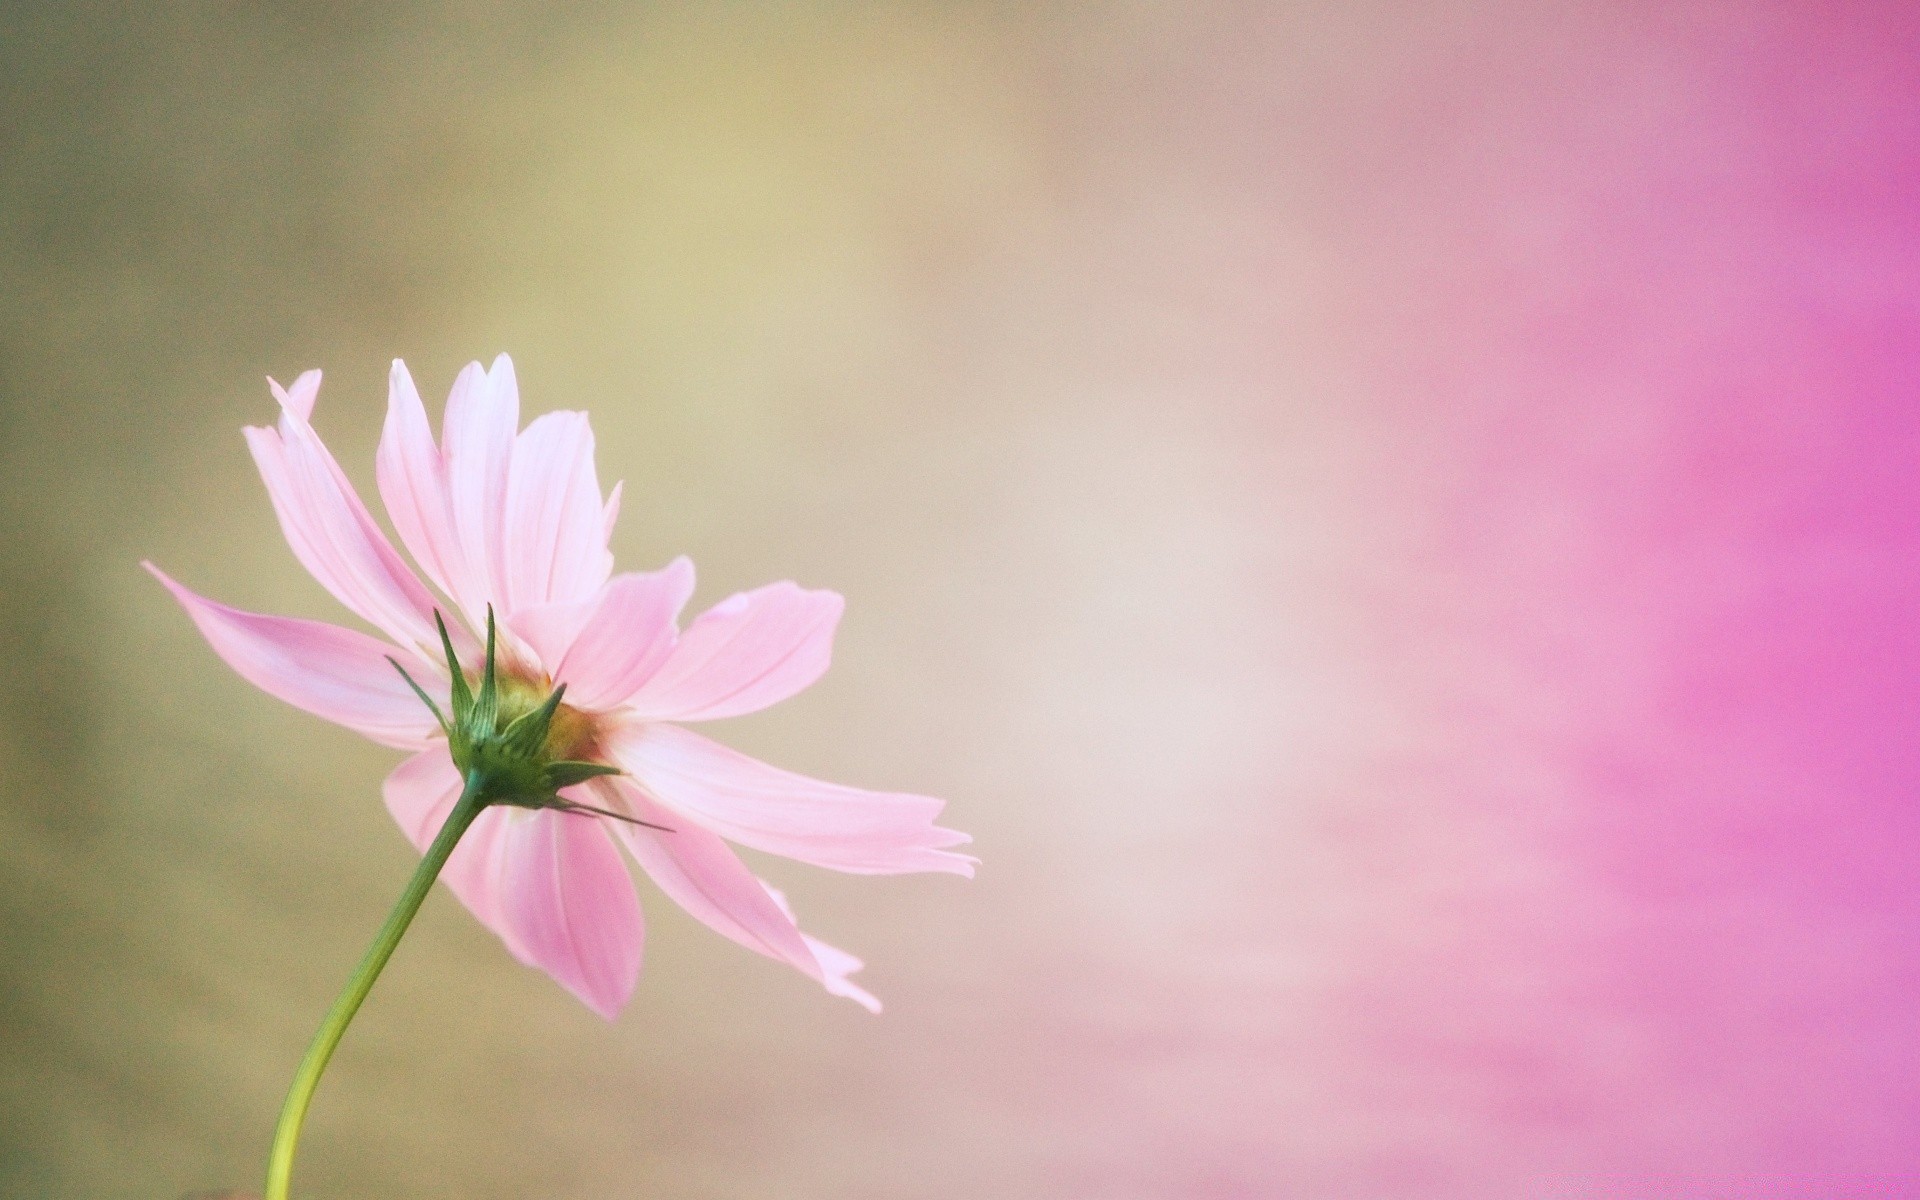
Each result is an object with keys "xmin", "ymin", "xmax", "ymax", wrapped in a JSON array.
[
  {"xmin": 377, "ymin": 359, "xmax": 487, "ymax": 628},
  {"xmin": 602, "ymin": 479, "xmax": 624, "ymax": 544},
  {"xmin": 147, "ymin": 562, "xmax": 442, "ymax": 749},
  {"xmin": 493, "ymin": 807, "xmax": 645, "ymax": 1020},
  {"xmin": 601, "ymin": 779, "xmax": 881, "ymax": 1010},
  {"xmin": 603, "ymin": 721, "xmax": 976, "ymax": 876},
  {"xmin": 384, "ymin": 760, "xmax": 646, "ymax": 1019},
  {"xmin": 382, "ymin": 749, "xmax": 522, "ymax": 953},
  {"xmin": 620, "ymin": 583, "xmax": 843, "ymax": 722},
  {"xmin": 268, "ymin": 370, "xmax": 321, "ymax": 422},
  {"xmin": 533, "ymin": 559, "xmax": 695, "ymax": 709},
  {"xmin": 442, "ymin": 354, "xmax": 520, "ymax": 615},
  {"xmin": 503, "ymin": 411, "xmax": 612, "ymax": 613},
  {"xmin": 601, "ymin": 779, "xmax": 814, "ymax": 965},
  {"xmin": 766, "ymin": 884, "xmax": 882, "ymax": 1013},
  {"xmin": 504, "ymin": 594, "xmax": 598, "ymax": 680},
  {"xmin": 245, "ymin": 377, "xmax": 448, "ymax": 657},
  {"xmin": 800, "ymin": 930, "xmax": 881, "ymax": 1013}
]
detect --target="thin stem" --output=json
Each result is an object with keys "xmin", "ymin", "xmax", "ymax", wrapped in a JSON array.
[{"xmin": 263, "ymin": 773, "xmax": 488, "ymax": 1200}]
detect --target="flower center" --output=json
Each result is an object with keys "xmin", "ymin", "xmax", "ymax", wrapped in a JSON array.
[
  {"xmin": 493, "ymin": 672, "xmax": 600, "ymax": 762},
  {"xmin": 389, "ymin": 608, "xmax": 625, "ymax": 813}
]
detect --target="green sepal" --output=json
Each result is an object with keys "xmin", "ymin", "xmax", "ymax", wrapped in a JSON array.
[
  {"xmin": 468, "ymin": 607, "xmax": 499, "ymax": 739},
  {"xmin": 550, "ymin": 794, "xmax": 673, "ymax": 832},
  {"xmin": 396, "ymin": 606, "xmax": 635, "ymax": 818},
  {"xmin": 543, "ymin": 760, "xmax": 623, "ymax": 790},
  {"xmin": 434, "ymin": 611, "xmax": 472, "ymax": 721},
  {"xmin": 501, "ymin": 683, "xmax": 568, "ymax": 757},
  {"xmin": 385, "ymin": 656, "xmax": 449, "ymax": 736}
]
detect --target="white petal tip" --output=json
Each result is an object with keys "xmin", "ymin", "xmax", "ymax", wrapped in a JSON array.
[
  {"xmin": 266, "ymin": 370, "xmax": 322, "ymax": 421},
  {"xmin": 560, "ymin": 973, "xmax": 635, "ymax": 1023},
  {"xmin": 141, "ymin": 559, "xmax": 177, "ymax": 592},
  {"xmin": 587, "ymin": 997, "xmax": 627, "ymax": 1022}
]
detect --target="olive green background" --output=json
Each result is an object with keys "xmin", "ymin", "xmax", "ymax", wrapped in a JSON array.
[{"xmin": 0, "ymin": 4, "xmax": 1364, "ymax": 1196}]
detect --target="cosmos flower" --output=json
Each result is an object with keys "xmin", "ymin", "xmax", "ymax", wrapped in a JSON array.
[{"xmin": 144, "ymin": 356, "xmax": 973, "ymax": 1018}]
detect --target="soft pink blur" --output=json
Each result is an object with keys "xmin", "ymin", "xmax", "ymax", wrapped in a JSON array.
[{"xmin": 969, "ymin": 4, "xmax": 1920, "ymax": 1194}]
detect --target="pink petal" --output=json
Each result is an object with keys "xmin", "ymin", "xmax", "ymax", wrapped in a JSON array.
[
  {"xmin": 442, "ymin": 354, "xmax": 520, "ymax": 615},
  {"xmin": 147, "ymin": 563, "xmax": 443, "ymax": 750},
  {"xmin": 382, "ymin": 749, "xmax": 522, "ymax": 953},
  {"xmin": 502, "ymin": 411, "xmax": 613, "ymax": 613},
  {"xmin": 540, "ymin": 559, "xmax": 695, "ymax": 709},
  {"xmin": 268, "ymin": 370, "xmax": 321, "ymax": 422},
  {"xmin": 765, "ymin": 884, "xmax": 882, "ymax": 1013},
  {"xmin": 377, "ymin": 359, "xmax": 487, "ymax": 628},
  {"xmin": 602, "ymin": 779, "xmax": 815, "ymax": 966},
  {"xmin": 603, "ymin": 721, "xmax": 976, "ymax": 876},
  {"xmin": 505, "ymin": 594, "xmax": 599, "ymax": 679},
  {"xmin": 602, "ymin": 479, "xmax": 624, "ymax": 544},
  {"xmin": 496, "ymin": 481, "xmax": 632, "ymax": 678},
  {"xmin": 620, "ymin": 583, "xmax": 844, "ymax": 722},
  {"xmin": 244, "ymin": 379, "xmax": 448, "ymax": 657},
  {"xmin": 442, "ymin": 808, "xmax": 525, "ymax": 954},
  {"xmin": 800, "ymin": 931, "xmax": 881, "ymax": 1013},
  {"xmin": 385, "ymin": 757, "xmax": 644, "ymax": 1017},
  {"xmin": 602, "ymin": 779, "xmax": 881, "ymax": 1010},
  {"xmin": 493, "ymin": 807, "xmax": 645, "ymax": 1020}
]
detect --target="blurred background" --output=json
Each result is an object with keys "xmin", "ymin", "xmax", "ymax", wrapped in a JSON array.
[{"xmin": 4, "ymin": 2, "xmax": 1920, "ymax": 1197}]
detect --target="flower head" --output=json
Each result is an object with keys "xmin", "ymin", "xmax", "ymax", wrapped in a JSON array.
[{"xmin": 146, "ymin": 356, "xmax": 972, "ymax": 1017}]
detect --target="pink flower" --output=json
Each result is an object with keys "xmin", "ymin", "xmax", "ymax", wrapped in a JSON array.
[{"xmin": 145, "ymin": 356, "xmax": 973, "ymax": 1018}]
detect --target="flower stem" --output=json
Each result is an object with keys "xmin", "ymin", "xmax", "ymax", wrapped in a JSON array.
[{"xmin": 263, "ymin": 772, "xmax": 488, "ymax": 1200}]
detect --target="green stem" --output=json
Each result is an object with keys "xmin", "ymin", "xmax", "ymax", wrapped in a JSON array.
[{"xmin": 263, "ymin": 773, "xmax": 487, "ymax": 1200}]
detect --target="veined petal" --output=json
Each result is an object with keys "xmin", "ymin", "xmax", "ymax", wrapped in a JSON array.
[
  {"xmin": 503, "ymin": 411, "xmax": 612, "ymax": 614},
  {"xmin": 601, "ymin": 779, "xmax": 814, "ymax": 967},
  {"xmin": 387, "ymin": 759, "xmax": 644, "ymax": 1019},
  {"xmin": 245, "ymin": 378, "xmax": 448, "ymax": 657},
  {"xmin": 147, "ymin": 563, "xmax": 443, "ymax": 749},
  {"xmin": 601, "ymin": 779, "xmax": 880, "ymax": 1010},
  {"xmin": 494, "ymin": 807, "xmax": 644, "ymax": 1020},
  {"xmin": 382, "ymin": 749, "xmax": 524, "ymax": 955},
  {"xmin": 443, "ymin": 354, "xmax": 519, "ymax": 615},
  {"xmin": 620, "ymin": 583, "xmax": 843, "ymax": 722},
  {"xmin": 532, "ymin": 559, "xmax": 694, "ymax": 709},
  {"xmin": 505, "ymin": 594, "xmax": 598, "ymax": 680},
  {"xmin": 378, "ymin": 359, "xmax": 486, "ymax": 627},
  {"xmin": 603, "ymin": 721, "xmax": 976, "ymax": 876}
]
